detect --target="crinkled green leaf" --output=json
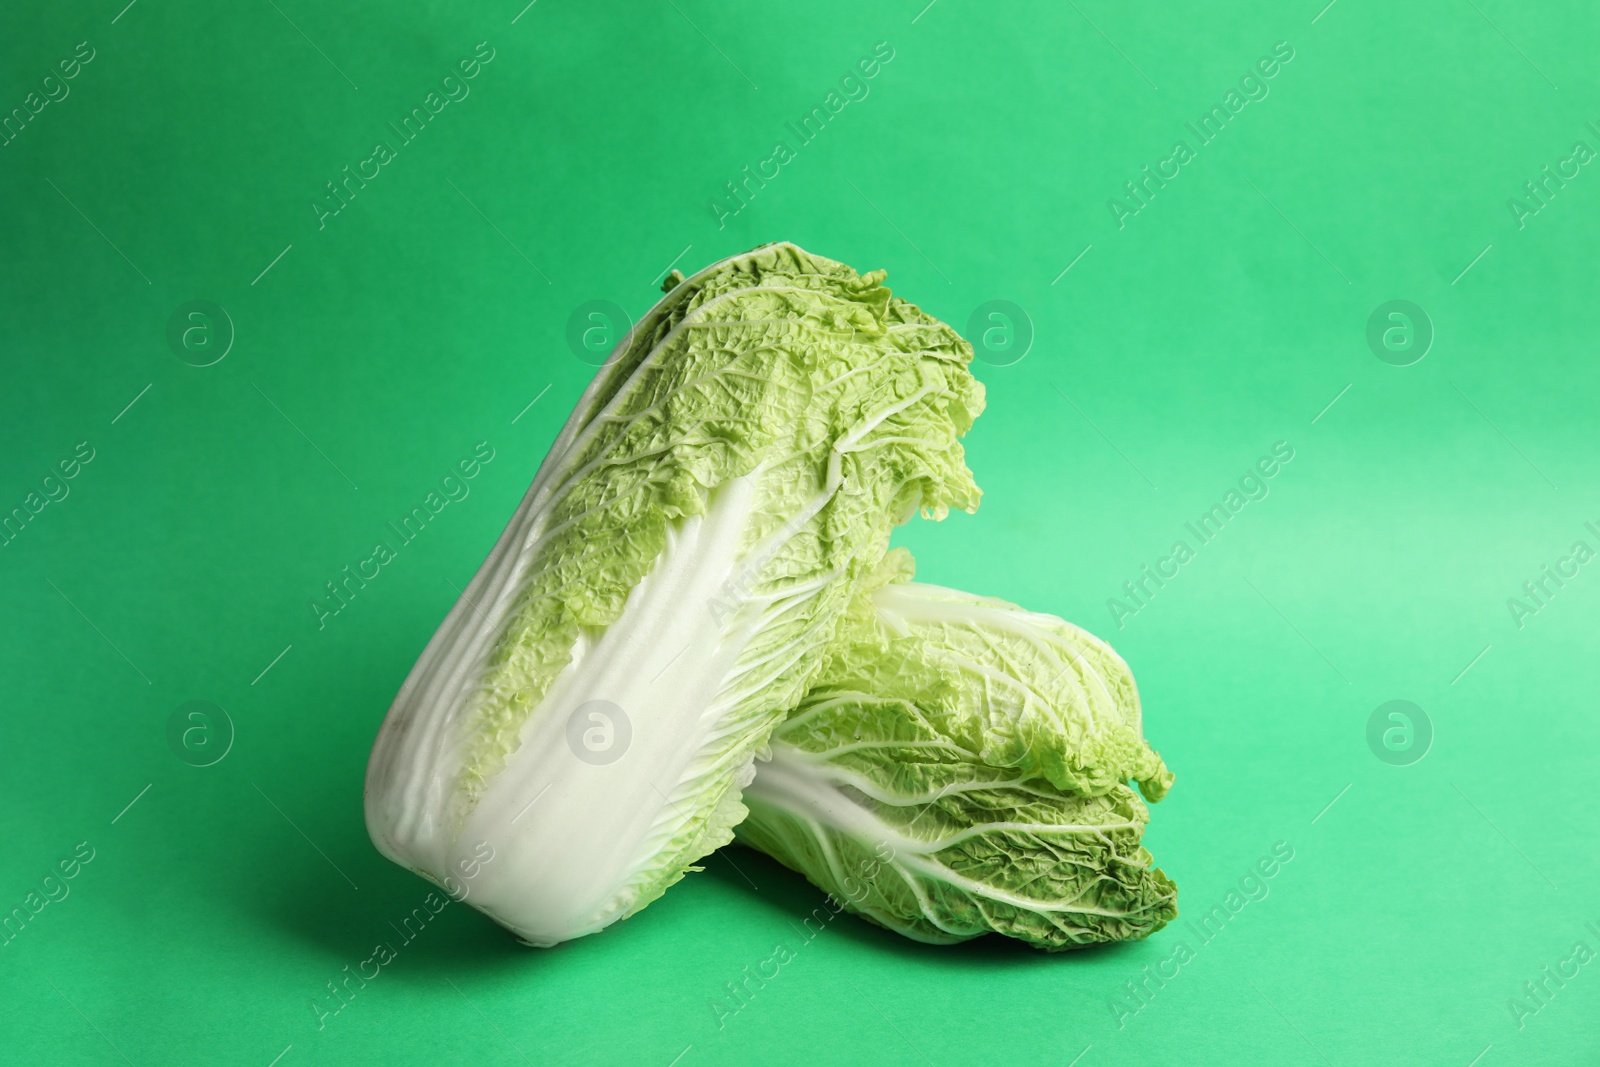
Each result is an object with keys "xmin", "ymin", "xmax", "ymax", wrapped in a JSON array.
[{"xmin": 821, "ymin": 549, "xmax": 1172, "ymax": 799}]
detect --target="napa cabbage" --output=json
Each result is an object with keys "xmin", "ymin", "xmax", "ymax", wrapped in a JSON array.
[
  {"xmin": 736, "ymin": 550, "xmax": 1176, "ymax": 949},
  {"xmin": 364, "ymin": 243, "xmax": 983, "ymax": 945}
]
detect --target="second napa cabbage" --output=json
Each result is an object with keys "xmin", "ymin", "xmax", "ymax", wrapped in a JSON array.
[{"xmin": 737, "ymin": 550, "xmax": 1176, "ymax": 950}]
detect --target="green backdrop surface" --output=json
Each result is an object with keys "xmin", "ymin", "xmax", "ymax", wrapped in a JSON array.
[{"xmin": 3, "ymin": 0, "xmax": 1598, "ymax": 1064}]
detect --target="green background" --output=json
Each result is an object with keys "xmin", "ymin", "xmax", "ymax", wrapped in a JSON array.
[{"xmin": 3, "ymin": 0, "xmax": 1597, "ymax": 1063}]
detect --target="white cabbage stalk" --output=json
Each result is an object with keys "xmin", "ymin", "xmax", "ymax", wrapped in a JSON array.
[
  {"xmin": 736, "ymin": 550, "xmax": 1176, "ymax": 950},
  {"xmin": 364, "ymin": 244, "xmax": 983, "ymax": 945}
]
